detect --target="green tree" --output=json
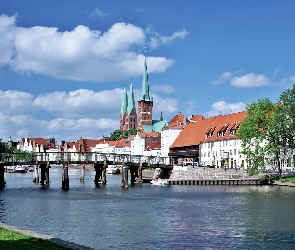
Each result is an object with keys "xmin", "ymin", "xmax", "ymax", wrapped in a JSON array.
[
  {"xmin": 110, "ymin": 129, "xmax": 123, "ymax": 141},
  {"xmin": 238, "ymin": 85, "xmax": 295, "ymax": 177},
  {"xmin": 110, "ymin": 128, "xmax": 141, "ymax": 141},
  {"xmin": 237, "ymin": 98, "xmax": 275, "ymax": 176},
  {"xmin": 123, "ymin": 128, "xmax": 140, "ymax": 138},
  {"xmin": 266, "ymin": 85, "xmax": 295, "ymax": 176}
]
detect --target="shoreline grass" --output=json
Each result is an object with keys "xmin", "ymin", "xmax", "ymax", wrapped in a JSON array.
[
  {"xmin": 0, "ymin": 227, "xmax": 72, "ymax": 250},
  {"xmin": 280, "ymin": 176, "xmax": 295, "ymax": 183}
]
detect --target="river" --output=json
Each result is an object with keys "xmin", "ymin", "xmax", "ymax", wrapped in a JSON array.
[{"xmin": 0, "ymin": 168, "xmax": 295, "ymax": 249}]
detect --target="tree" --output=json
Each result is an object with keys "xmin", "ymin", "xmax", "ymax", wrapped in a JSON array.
[
  {"xmin": 237, "ymin": 98, "xmax": 275, "ymax": 176},
  {"xmin": 238, "ymin": 85, "xmax": 295, "ymax": 177},
  {"xmin": 110, "ymin": 128, "xmax": 141, "ymax": 141},
  {"xmin": 267, "ymin": 85, "xmax": 295, "ymax": 176},
  {"xmin": 110, "ymin": 129, "xmax": 123, "ymax": 141}
]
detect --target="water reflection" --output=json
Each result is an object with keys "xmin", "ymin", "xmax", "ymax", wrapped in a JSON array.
[{"xmin": 0, "ymin": 169, "xmax": 295, "ymax": 249}]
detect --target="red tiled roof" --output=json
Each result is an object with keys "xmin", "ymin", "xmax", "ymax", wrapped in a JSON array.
[
  {"xmin": 170, "ymin": 111, "xmax": 247, "ymax": 148},
  {"xmin": 24, "ymin": 138, "xmax": 56, "ymax": 149},
  {"xmin": 162, "ymin": 113, "xmax": 189, "ymax": 130},
  {"xmin": 190, "ymin": 115, "xmax": 205, "ymax": 122},
  {"xmin": 139, "ymin": 131, "xmax": 160, "ymax": 137},
  {"xmin": 146, "ymin": 141, "xmax": 161, "ymax": 151}
]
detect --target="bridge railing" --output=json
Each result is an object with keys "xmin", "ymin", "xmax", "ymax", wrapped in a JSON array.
[{"xmin": 0, "ymin": 152, "xmax": 168, "ymax": 166}]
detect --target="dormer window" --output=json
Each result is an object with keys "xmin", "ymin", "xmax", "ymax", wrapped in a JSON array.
[{"xmin": 178, "ymin": 121, "xmax": 182, "ymax": 126}]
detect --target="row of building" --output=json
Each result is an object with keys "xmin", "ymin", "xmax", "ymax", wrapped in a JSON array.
[{"xmin": 9, "ymin": 110, "xmax": 247, "ymax": 169}]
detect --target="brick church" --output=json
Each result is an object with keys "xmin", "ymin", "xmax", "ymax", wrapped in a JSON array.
[{"xmin": 120, "ymin": 56, "xmax": 166, "ymax": 133}]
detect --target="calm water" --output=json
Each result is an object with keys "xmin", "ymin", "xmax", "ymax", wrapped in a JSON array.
[{"xmin": 0, "ymin": 168, "xmax": 295, "ymax": 250}]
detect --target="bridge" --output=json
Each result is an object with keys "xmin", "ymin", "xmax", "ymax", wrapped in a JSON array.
[{"xmin": 0, "ymin": 152, "xmax": 173, "ymax": 190}]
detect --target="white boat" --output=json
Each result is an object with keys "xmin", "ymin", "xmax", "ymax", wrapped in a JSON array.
[
  {"xmin": 150, "ymin": 178, "xmax": 169, "ymax": 186},
  {"xmin": 14, "ymin": 165, "xmax": 27, "ymax": 173},
  {"xmin": 106, "ymin": 165, "xmax": 120, "ymax": 174}
]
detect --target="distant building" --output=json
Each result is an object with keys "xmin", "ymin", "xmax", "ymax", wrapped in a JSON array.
[
  {"xmin": 18, "ymin": 137, "xmax": 56, "ymax": 152},
  {"xmin": 120, "ymin": 55, "xmax": 167, "ymax": 133},
  {"xmin": 161, "ymin": 113, "xmax": 191, "ymax": 164}
]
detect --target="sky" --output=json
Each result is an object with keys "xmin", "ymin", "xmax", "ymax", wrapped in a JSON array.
[{"xmin": 0, "ymin": 0, "xmax": 295, "ymax": 143}]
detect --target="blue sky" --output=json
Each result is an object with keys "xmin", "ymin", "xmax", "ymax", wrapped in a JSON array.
[{"xmin": 0, "ymin": 0, "xmax": 294, "ymax": 142}]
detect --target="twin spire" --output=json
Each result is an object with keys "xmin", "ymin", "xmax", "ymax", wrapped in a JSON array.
[{"xmin": 121, "ymin": 55, "xmax": 153, "ymax": 116}]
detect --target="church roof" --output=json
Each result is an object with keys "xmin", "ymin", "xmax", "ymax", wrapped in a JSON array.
[{"xmin": 142, "ymin": 120, "xmax": 168, "ymax": 133}]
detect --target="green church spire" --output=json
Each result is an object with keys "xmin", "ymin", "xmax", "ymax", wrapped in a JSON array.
[
  {"xmin": 121, "ymin": 85, "xmax": 128, "ymax": 115},
  {"xmin": 138, "ymin": 56, "xmax": 153, "ymax": 102},
  {"xmin": 127, "ymin": 82, "xmax": 136, "ymax": 115}
]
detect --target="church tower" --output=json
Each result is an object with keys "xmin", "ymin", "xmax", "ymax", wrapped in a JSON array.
[
  {"xmin": 120, "ymin": 83, "xmax": 137, "ymax": 131},
  {"xmin": 137, "ymin": 56, "xmax": 153, "ymax": 130}
]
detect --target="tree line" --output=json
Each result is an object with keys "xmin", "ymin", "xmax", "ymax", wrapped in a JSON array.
[{"xmin": 237, "ymin": 84, "xmax": 295, "ymax": 177}]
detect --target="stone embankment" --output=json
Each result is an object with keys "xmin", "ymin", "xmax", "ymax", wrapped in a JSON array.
[{"xmin": 165, "ymin": 167, "xmax": 263, "ymax": 186}]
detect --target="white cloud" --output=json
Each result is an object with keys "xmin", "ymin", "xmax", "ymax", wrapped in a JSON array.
[
  {"xmin": 146, "ymin": 27, "xmax": 189, "ymax": 50},
  {"xmin": 0, "ymin": 14, "xmax": 177, "ymax": 82},
  {"xmin": 184, "ymin": 100, "xmax": 196, "ymax": 115},
  {"xmin": 34, "ymin": 89, "xmax": 122, "ymax": 118},
  {"xmin": 87, "ymin": 8, "xmax": 108, "ymax": 18},
  {"xmin": 0, "ymin": 14, "xmax": 15, "ymax": 66},
  {"xmin": 211, "ymin": 70, "xmax": 270, "ymax": 88},
  {"xmin": 0, "ymin": 89, "xmax": 121, "ymax": 142},
  {"xmin": 0, "ymin": 113, "xmax": 118, "ymax": 142},
  {"xmin": 151, "ymin": 84, "xmax": 176, "ymax": 94},
  {"xmin": 207, "ymin": 101, "xmax": 246, "ymax": 117},
  {"xmin": 152, "ymin": 95, "xmax": 178, "ymax": 119},
  {"xmin": 278, "ymin": 75, "xmax": 295, "ymax": 89},
  {"xmin": 0, "ymin": 90, "xmax": 37, "ymax": 115},
  {"xmin": 230, "ymin": 73, "xmax": 270, "ymax": 88},
  {"xmin": 211, "ymin": 71, "xmax": 232, "ymax": 85}
]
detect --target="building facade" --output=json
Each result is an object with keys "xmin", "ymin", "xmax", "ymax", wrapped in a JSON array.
[{"xmin": 169, "ymin": 112, "xmax": 248, "ymax": 168}]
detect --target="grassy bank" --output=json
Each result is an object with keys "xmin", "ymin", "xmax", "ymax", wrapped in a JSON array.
[
  {"xmin": 279, "ymin": 176, "xmax": 295, "ymax": 183},
  {"xmin": 0, "ymin": 227, "xmax": 71, "ymax": 250}
]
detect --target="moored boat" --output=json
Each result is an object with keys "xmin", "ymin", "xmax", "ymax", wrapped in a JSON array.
[
  {"xmin": 14, "ymin": 165, "xmax": 27, "ymax": 173},
  {"xmin": 106, "ymin": 165, "xmax": 120, "ymax": 174},
  {"xmin": 150, "ymin": 178, "xmax": 169, "ymax": 186}
]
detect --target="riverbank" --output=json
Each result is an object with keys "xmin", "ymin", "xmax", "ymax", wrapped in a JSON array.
[{"xmin": 0, "ymin": 222, "xmax": 93, "ymax": 250}]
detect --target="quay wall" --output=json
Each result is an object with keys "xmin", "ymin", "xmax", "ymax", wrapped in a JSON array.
[{"xmin": 162, "ymin": 167, "xmax": 264, "ymax": 186}]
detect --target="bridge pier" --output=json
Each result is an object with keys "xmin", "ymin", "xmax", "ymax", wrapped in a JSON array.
[
  {"xmin": 102, "ymin": 165, "xmax": 107, "ymax": 184},
  {"xmin": 94, "ymin": 163, "xmax": 103, "ymax": 186},
  {"xmin": 80, "ymin": 165, "xmax": 85, "ymax": 182},
  {"xmin": 40, "ymin": 164, "xmax": 50, "ymax": 187},
  {"xmin": 33, "ymin": 165, "xmax": 39, "ymax": 184},
  {"xmin": 0, "ymin": 163, "xmax": 6, "ymax": 189},
  {"xmin": 62, "ymin": 163, "xmax": 69, "ymax": 190},
  {"xmin": 130, "ymin": 166, "xmax": 138, "ymax": 185},
  {"xmin": 121, "ymin": 162, "xmax": 128, "ymax": 188},
  {"xmin": 136, "ymin": 165, "xmax": 143, "ymax": 183}
]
